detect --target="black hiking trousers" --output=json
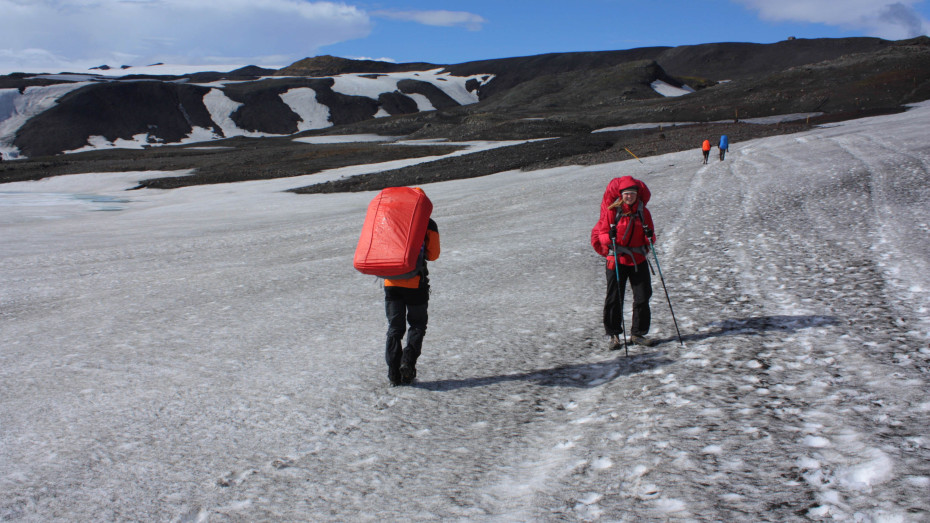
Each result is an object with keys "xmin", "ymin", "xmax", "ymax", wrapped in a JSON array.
[
  {"xmin": 385, "ymin": 285, "xmax": 429, "ymax": 383},
  {"xmin": 604, "ymin": 262, "xmax": 652, "ymax": 337}
]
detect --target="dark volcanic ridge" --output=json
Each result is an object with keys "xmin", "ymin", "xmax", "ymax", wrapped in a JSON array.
[{"xmin": 1, "ymin": 36, "xmax": 928, "ymax": 193}]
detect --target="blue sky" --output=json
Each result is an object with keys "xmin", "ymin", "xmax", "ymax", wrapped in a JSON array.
[
  {"xmin": 330, "ymin": 0, "xmax": 930, "ymax": 63},
  {"xmin": 1, "ymin": 0, "xmax": 929, "ymax": 73}
]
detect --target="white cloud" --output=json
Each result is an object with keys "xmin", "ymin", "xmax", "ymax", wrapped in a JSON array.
[
  {"xmin": 0, "ymin": 0, "xmax": 372, "ymax": 71},
  {"xmin": 373, "ymin": 9, "xmax": 487, "ymax": 31},
  {"xmin": 734, "ymin": 0, "xmax": 930, "ymax": 39},
  {"xmin": 346, "ymin": 56, "xmax": 398, "ymax": 63},
  {"xmin": 876, "ymin": 2, "xmax": 930, "ymax": 38}
]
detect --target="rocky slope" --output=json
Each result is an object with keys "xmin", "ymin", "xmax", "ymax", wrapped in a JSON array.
[{"xmin": 1, "ymin": 36, "xmax": 928, "ymax": 191}]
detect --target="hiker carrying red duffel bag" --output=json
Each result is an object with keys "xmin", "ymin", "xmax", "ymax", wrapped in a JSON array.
[
  {"xmin": 354, "ymin": 187, "xmax": 440, "ymax": 386},
  {"xmin": 591, "ymin": 175, "xmax": 656, "ymax": 351}
]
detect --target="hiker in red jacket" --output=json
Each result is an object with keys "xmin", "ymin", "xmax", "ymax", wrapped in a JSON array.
[
  {"xmin": 384, "ymin": 217, "xmax": 440, "ymax": 385},
  {"xmin": 702, "ymin": 139, "xmax": 711, "ymax": 164},
  {"xmin": 591, "ymin": 176, "xmax": 657, "ymax": 350}
]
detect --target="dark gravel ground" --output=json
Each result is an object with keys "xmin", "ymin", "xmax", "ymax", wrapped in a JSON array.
[
  {"xmin": 0, "ymin": 136, "xmax": 462, "ymax": 189},
  {"xmin": 290, "ymin": 109, "xmax": 898, "ymax": 194},
  {"xmin": 0, "ymin": 108, "xmax": 898, "ymax": 193}
]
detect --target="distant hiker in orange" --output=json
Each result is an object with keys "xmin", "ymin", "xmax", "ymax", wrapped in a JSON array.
[
  {"xmin": 383, "ymin": 207, "xmax": 440, "ymax": 386},
  {"xmin": 702, "ymin": 139, "xmax": 711, "ymax": 164}
]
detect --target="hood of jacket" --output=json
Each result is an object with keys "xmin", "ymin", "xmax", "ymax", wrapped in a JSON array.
[{"xmin": 601, "ymin": 175, "xmax": 651, "ymax": 215}]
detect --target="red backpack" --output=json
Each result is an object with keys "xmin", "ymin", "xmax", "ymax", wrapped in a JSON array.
[{"xmin": 354, "ymin": 187, "xmax": 433, "ymax": 278}]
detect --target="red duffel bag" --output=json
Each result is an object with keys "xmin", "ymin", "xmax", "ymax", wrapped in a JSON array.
[{"xmin": 353, "ymin": 187, "xmax": 433, "ymax": 278}]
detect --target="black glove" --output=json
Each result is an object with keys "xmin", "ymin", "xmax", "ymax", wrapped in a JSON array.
[
  {"xmin": 608, "ymin": 224, "xmax": 617, "ymax": 240},
  {"xmin": 643, "ymin": 226, "xmax": 653, "ymax": 239}
]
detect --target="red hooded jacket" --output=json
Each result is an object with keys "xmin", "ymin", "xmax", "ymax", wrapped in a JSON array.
[{"xmin": 590, "ymin": 176, "xmax": 656, "ymax": 270}]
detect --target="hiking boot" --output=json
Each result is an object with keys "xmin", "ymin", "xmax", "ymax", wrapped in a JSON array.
[
  {"xmin": 399, "ymin": 363, "xmax": 416, "ymax": 385},
  {"xmin": 388, "ymin": 366, "xmax": 402, "ymax": 386},
  {"xmin": 607, "ymin": 335, "xmax": 622, "ymax": 351},
  {"xmin": 630, "ymin": 335, "xmax": 655, "ymax": 347}
]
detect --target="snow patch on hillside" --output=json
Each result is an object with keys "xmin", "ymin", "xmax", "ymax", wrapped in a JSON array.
[
  {"xmin": 740, "ymin": 113, "xmax": 823, "ymax": 124},
  {"xmin": 651, "ymin": 80, "xmax": 695, "ymax": 97},
  {"xmin": 293, "ymin": 134, "xmax": 398, "ymax": 144},
  {"xmin": 5, "ymin": 63, "xmax": 259, "ymax": 77},
  {"xmin": 0, "ymin": 83, "xmax": 90, "ymax": 158},
  {"xmin": 202, "ymin": 88, "xmax": 269, "ymax": 139},
  {"xmin": 280, "ymin": 88, "xmax": 331, "ymax": 131},
  {"xmin": 330, "ymin": 69, "xmax": 487, "ymax": 106},
  {"xmin": 0, "ymin": 69, "xmax": 493, "ymax": 157},
  {"xmin": 65, "ymin": 128, "xmax": 220, "ymax": 154}
]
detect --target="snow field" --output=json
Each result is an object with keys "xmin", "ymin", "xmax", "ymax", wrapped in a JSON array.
[{"xmin": 1, "ymin": 104, "xmax": 929, "ymax": 521}]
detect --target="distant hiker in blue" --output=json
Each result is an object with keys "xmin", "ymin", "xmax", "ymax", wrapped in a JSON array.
[{"xmin": 719, "ymin": 134, "xmax": 729, "ymax": 161}]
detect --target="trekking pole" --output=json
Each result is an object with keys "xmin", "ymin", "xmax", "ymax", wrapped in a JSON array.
[
  {"xmin": 609, "ymin": 231, "xmax": 629, "ymax": 356},
  {"xmin": 644, "ymin": 232, "xmax": 684, "ymax": 346}
]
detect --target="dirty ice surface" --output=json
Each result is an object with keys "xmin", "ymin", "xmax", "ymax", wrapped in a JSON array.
[{"xmin": 1, "ymin": 103, "xmax": 929, "ymax": 521}]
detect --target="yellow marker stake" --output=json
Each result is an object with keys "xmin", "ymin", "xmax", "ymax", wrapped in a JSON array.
[{"xmin": 624, "ymin": 147, "xmax": 643, "ymax": 163}]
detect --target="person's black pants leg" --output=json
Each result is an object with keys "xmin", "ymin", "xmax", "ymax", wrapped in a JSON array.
[
  {"xmin": 628, "ymin": 262, "xmax": 652, "ymax": 336},
  {"xmin": 403, "ymin": 302, "xmax": 428, "ymax": 367},
  {"xmin": 604, "ymin": 265, "xmax": 628, "ymax": 336},
  {"xmin": 385, "ymin": 296, "xmax": 406, "ymax": 384}
]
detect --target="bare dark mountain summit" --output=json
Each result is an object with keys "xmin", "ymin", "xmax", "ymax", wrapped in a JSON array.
[{"xmin": 276, "ymin": 54, "xmax": 438, "ymax": 77}]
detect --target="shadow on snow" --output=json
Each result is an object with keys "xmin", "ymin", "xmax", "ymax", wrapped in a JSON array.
[
  {"xmin": 415, "ymin": 351, "xmax": 674, "ymax": 392},
  {"xmin": 650, "ymin": 314, "xmax": 840, "ymax": 346}
]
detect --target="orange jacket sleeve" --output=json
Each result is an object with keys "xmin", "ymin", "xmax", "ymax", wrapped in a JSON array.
[{"xmin": 424, "ymin": 221, "xmax": 440, "ymax": 261}]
